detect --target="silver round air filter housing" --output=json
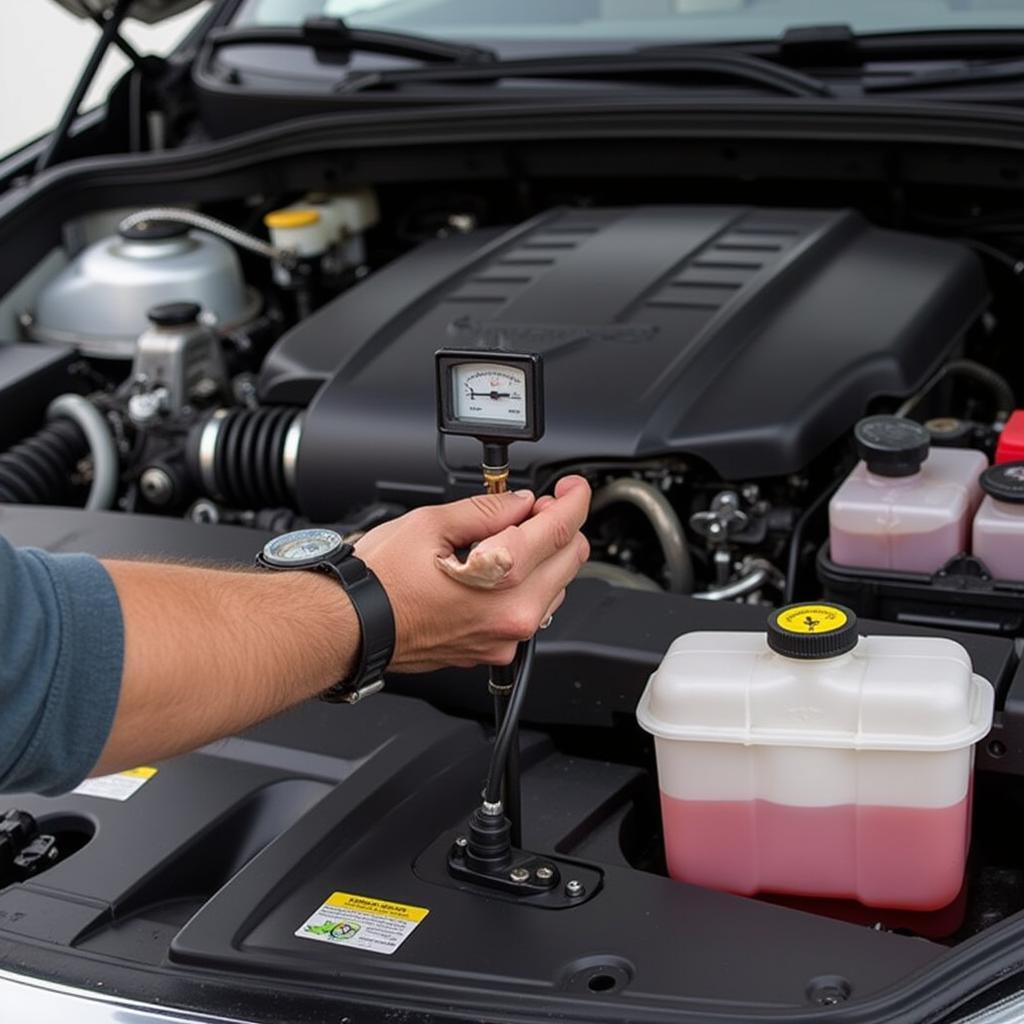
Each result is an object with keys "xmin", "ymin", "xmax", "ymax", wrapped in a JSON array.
[{"xmin": 28, "ymin": 221, "xmax": 261, "ymax": 358}]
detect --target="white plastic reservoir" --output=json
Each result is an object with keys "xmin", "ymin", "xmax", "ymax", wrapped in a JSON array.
[
  {"xmin": 829, "ymin": 416, "xmax": 986, "ymax": 573},
  {"xmin": 636, "ymin": 603, "xmax": 994, "ymax": 911},
  {"xmin": 972, "ymin": 462, "xmax": 1024, "ymax": 582}
]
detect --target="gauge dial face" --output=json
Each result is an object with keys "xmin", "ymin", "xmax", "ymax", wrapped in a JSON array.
[
  {"xmin": 262, "ymin": 528, "xmax": 344, "ymax": 567},
  {"xmin": 452, "ymin": 362, "xmax": 528, "ymax": 426}
]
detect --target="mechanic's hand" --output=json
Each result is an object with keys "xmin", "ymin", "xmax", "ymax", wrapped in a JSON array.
[{"xmin": 354, "ymin": 476, "xmax": 591, "ymax": 672}]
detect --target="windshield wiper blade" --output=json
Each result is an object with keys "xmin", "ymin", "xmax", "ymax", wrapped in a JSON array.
[
  {"xmin": 205, "ymin": 16, "xmax": 497, "ymax": 67},
  {"xmin": 865, "ymin": 56, "xmax": 1024, "ymax": 93},
  {"xmin": 335, "ymin": 48, "xmax": 832, "ymax": 99}
]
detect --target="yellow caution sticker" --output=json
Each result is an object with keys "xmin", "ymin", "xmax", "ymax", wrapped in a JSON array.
[
  {"xmin": 774, "ymin": 604, "xmax": 848, "ymax": 635},
  {"xmin": 296, "ymin": 892, "xmax": 429, "ymax": 955},
  {"xmin": 73, "ymin": 766, "xmax": 157, "ymax": 801}
]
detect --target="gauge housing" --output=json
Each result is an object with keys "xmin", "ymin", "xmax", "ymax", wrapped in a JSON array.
[{"xmin": 435, "ymin": 349, "xmax": 544, "ymax": 443}]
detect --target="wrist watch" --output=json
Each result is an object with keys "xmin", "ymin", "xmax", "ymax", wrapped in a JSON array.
[{"xmin": 256, "ymin": 528, "xmax": 395, "ymax": 704}]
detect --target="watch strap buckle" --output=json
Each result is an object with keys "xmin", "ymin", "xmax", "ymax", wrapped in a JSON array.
[{"xmin": 319, "ymin": 677, "xmax": 386, "ymax": 705}]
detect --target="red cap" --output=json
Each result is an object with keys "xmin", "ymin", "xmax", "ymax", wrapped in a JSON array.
[{"xmin": 996, "ymin": 410, "xmax": 1024, "ymax": 465}]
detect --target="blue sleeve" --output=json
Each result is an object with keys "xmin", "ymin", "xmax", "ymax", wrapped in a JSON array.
[{"xmin": 0, "ymin": 533, "xmax": 124, "ymax": 796}]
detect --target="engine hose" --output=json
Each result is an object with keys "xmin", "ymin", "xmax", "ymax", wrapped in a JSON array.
[
  {"xmin": 692, "ymin": 559, "xmax": 782, "ymax": 601},
  {"xmin": 590, "ymin": 477, "xmax": 694, "ymax": 594},
  {"xmin": 895, "ymin": 358, "xmax": 1016, "ymax": 420},
  {"xmin": 577, "ymin": 560, "xmax": 663, "ymax": 592},
  {"xmin": 190, "ymin": 407, "xmax": 303, "ymax": 509},
  {"xmin": 0, "ymin": 419, "xmax": 87, "ymax": 505},
  {"xmin": 47, "ymin": 394, "xmax": 119, "ymax": 511},
  {"xmin": 118, "ymin": 208, "xmax": 294, "ymax": 267}
]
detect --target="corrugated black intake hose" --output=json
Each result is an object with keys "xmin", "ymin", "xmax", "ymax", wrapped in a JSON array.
[
  {"xmin": 0, "ymin": 419, "xmax": 87, "ymax": 505},
  {"xmin": 189, "ymin": 407, "xmax": 302, "ymax": 509}
]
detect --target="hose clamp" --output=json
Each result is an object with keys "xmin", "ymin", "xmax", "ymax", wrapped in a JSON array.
[
  {"xmin": 197, "ymin": 408, "xmax": 229, "ymax": 500},
  {"xmin": 282, "ymin": 412, "xmax": 304, "ymax": 501}
]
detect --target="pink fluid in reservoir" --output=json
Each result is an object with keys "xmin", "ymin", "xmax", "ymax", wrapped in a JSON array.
[
  {"xmin": 660, "ymin": 793, "xmax": 971, "ymax": 911},
  {"xmin": 829, "ymin": 520, "xmax": 967, "ymax": 574}
]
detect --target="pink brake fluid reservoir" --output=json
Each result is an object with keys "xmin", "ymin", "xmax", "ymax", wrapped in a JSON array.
[
  {"xmin": 973, "ymin": 461, "xmax": 1024, "ymax": 581},
  {"xmin": 636, "ymin": 603, "xmax": 994, "ymax": 911},
  {"xmin": 829, "ymin": 416, "xmax": 987, "ymax": 573}
]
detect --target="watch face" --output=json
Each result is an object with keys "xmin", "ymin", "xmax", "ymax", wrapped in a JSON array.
[{"xmin": 262, "ymin": 528, "xmax": 344, "ymax": 568}]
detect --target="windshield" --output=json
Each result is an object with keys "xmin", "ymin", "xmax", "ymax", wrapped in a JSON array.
[{"xmin": 235, "ymin": 0, "xmax": 1024, "ymax": 44}]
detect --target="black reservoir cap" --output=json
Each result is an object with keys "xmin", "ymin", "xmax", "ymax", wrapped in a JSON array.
[
  {"xmin": 767, "ymin": 602, "xmax": 859, "ymax": 660},
  {"xmin": 855, "ymin": 415, "xmax": 930, "ymax": 477},
  {"xmin": 147, "ymin": 301, "xmax": 201, "ymax": 328},
  {"xmin": 980, "ymin": 461, "xmax": 1024, "ymax": 504}
]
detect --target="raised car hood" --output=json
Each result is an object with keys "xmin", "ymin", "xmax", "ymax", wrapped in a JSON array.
[{"xmin": 51, "ymin": 0, "xmax": 205, "ymax": 24}]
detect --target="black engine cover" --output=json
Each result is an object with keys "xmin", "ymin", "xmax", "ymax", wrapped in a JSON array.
[{"xmin": 259, "ymin": 206, "xmax": 986, "ymax": 517}]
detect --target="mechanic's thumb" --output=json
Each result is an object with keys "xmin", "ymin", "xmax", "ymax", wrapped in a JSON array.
[{"xmin": 435, "ymin": 489, "xmax": 535, "ymax": 548}]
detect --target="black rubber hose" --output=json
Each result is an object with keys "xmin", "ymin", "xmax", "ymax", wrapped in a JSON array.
[
  {"xmin": 0, "ymin": 420, "xmax": 87, "ymax": 505},
  {"xmin": 492, "ymin": 690, "xmax": 523, "ymax": 847},
  {"xmin": 482, "ymin": 636, "xmax": 536, "ymax": 808},
  {"xmin": 896, "ymin": 358, "xmax": 1016, "ymax": 420},
  {"xmin": 192, "ymin": 407, "xmax": 300, "ymax": 508},
  {"xmin": 783, "ymin": 477, "xmax": 845, "ymax": 604}
]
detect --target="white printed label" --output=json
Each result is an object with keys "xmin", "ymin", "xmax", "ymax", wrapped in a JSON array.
[
  {"xmin": 73, "ymin": 766, "xmax": 157, "ymax": 801},
  {"xmin": 296, "ymin": 891, "xmax": 429, "ymax": 956}
]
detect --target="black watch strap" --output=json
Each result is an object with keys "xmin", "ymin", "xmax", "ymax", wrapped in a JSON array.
[
  {"xmin": 256, "ymin": 539, "xmax": 395, "ymax": 704},
  {"xmin": 318, "ymin": 550, "xmax": 395, "ymax": 703}
]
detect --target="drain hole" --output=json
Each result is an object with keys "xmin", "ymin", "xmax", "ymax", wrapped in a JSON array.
[{"xmin": 560, "ymin": 956, "xmax": 634, "ymax": 994}]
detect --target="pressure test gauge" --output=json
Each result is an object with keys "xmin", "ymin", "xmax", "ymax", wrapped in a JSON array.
[
  {"xmin": 435, "ymin": 350, "xmax": 544, "ymax": 444},
  {"xmin": 435, "ymin": 349, "xmax": 544, "ymax": 494}
]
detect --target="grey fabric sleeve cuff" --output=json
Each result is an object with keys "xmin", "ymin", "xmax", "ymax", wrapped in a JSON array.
[{"xmin": 6, "ymin": 551, "xmax": 124, "ymax": 796}]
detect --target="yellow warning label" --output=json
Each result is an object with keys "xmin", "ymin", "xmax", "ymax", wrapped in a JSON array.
[
  {"xmin": 73, "ymin": 766, "xmax": 157, "ymax": 801},
  {"xmin": 775, "ymin": 604, "xmax": 848, "ymax": 634},
  {"xmin": 298, "ymin": 892, "xmax": 430, "ymax": 954},
  {"xmin": 324, "ymin": 892, "xmax": 429, "ymax": 923}
]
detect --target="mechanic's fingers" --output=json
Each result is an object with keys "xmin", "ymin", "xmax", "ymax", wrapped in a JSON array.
[
  {"xmin": 553, "ymin": 474, "xmax": 590, "ymax": 500},
  {"xmin": 433, "ymin": 489, "xmax": 535, "ymax": 549},
  {"xmin": 436, "ymin": 544, "xmax": 515, "ymax": 588},
  {"xmin": 507, "ymin": 534, "xmax": 588, "ymax": 636},
  {"xmin": 541, "ymin": 588, "xmax": 567, "ymax": 623},
  {"xmin": 466, "ymin": 477, "xmax": 591, "ymax": 587}
]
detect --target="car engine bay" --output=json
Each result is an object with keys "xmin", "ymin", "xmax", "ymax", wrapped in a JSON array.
[{"xmin": 5, "ymin": 134, "xmax": 1024, "ymax": 1023}]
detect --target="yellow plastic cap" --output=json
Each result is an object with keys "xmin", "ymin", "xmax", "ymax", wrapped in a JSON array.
[{"xmin": 264, "ymin": 208, "xmax": 321, "ymax": 229}]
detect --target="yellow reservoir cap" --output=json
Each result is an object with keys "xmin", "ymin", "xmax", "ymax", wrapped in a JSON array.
[
  {"xmin": 766, "ymin": 602, "xmax": 859, "ymax": 660},
  {"xmin": 775, "ymin": 604, "xmax": 849, "ymax": 635},
  {"xmin": 264, "ymin": 208, "xmax": 321, "ymax": 229}
]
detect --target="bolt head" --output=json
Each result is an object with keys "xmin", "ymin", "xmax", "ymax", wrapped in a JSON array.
[
  {"xmin": 140, "ymin": 467, "xmax": 174, "ymax": 505},
  {"xmin": 535, "ymin": 866, "xmax": 555, "ymax": 882},
  {"xmin": 565, "ymin": 879, "xmax": 584, "ymax": 896},
  {"xmin": 509, "ymin": 867, "xmax": 530, "ymax": 883},
  {"xmin": 454, "ymin": 836, "xmax": 468, "ymax": 848}
]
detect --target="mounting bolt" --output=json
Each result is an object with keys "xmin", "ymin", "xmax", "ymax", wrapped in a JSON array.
[
  {"xmin": 509, "ymin": 867, "xmax": 530, "ymax": 883},
  {"xmin": 535, "ymin": 865, "xmax": 555, "ymax": 882},
  {"xmin": 454, "ymin": 836, "xmax": 468, "ymax": 848},
  {"xmin": 565, "ymin": 879, "xmax": 584, "ymax": 897},
  {"xmin": 139, "ymin": 467, "xmax": 174, "ymax": 506}
]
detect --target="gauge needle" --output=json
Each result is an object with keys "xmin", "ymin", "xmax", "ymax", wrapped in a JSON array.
[{"xmin": 468, "ymin": 390, "xmax": 513, "ymax": 399}]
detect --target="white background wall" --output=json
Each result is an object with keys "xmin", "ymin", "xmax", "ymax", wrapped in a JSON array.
[{"xmin": 0, "ymin": 2, "xmax": 210, "ymax": 158}]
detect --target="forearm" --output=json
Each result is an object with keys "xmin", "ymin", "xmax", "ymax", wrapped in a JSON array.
[{"xmin": 94, "ymin": 560, "xmax": 358, "ymax": 775}]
